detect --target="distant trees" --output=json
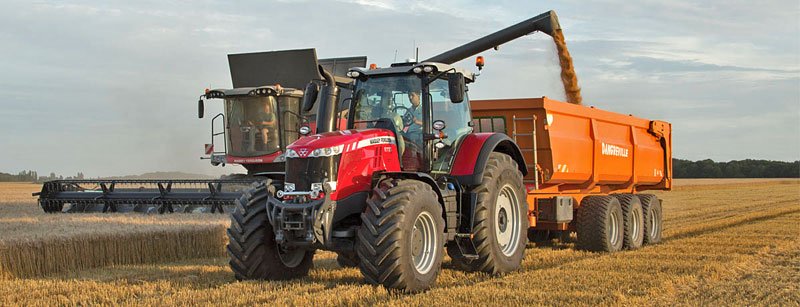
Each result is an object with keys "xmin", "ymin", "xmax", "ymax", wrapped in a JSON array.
[
  {"xmin": 673, "ymin": 159, "xmax": 800, "ymax": 178},
  {"xmin": 0, "ymin": 171, "xmax": 86, "ymax": 182}
]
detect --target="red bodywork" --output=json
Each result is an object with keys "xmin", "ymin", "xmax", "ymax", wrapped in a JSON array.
[
  {"xmin": 450, "ymin": 133, "xmax": 496, "ymax": 176},
  {"xmin": 287, "ymin": 128, "xmax": 401, "ymax": 201}
]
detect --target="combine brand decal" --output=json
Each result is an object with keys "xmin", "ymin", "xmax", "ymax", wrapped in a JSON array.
[{"xmin": 601, "ymin": 142, "xmax": 629, "ymax": 157}]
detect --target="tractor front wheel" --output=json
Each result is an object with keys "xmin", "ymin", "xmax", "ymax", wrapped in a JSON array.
[{"xmin": 356, "ymin": 179, "xmax": 444, "ymax": 292}]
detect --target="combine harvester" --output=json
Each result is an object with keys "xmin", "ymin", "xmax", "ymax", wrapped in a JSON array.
[
  {"xmin": 36, "ymin": 49, "xmax": 365, "ymax": 213},
  {"xmin": 226, "ymin": 10, "xmax": 671, "ymax": 292}
]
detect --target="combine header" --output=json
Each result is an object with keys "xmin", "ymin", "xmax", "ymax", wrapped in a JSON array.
[{"xmin": 37, "ymin": 49, "xmax": 365, "ymax": 213}]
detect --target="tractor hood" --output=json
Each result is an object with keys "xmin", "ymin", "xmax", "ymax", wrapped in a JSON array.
[{"xmin": 287, "ymin": 129, "xmax": 396, "ymax": 158}]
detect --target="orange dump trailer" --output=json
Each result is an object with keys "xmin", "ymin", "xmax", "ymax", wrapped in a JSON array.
[{"xmin": 471, "ymin": 97, "xmax": 672, "ymax": 234}]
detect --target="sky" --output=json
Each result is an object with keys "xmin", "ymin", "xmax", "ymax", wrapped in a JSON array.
[{"xmin": 1, "ymin": 0, "xmax": 798, "ymax": 177}]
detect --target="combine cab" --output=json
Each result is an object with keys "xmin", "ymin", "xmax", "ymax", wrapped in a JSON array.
[
  {"xmin": 36, "ymin": 49, "xmax": 365, "ymax": 213},
  {"xmin": 226, "ymin": 10, "xmax": 671, "ymax": 292}
]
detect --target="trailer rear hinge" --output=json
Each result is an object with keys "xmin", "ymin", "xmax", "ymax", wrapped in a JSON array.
[{"xmin": 648, "ymin": 120, "xmax": 669, "ymax": 138}]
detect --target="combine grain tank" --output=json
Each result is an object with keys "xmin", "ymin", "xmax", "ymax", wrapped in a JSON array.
[{"xmin": 471, "ymin": 97, "xmax": 671, "ymax": 243}]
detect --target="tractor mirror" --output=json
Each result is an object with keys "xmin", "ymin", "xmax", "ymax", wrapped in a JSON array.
[
  {"xmin": 302, "ymin": 82, "xmax": 319, "ymax": 112},
  {"xmin": 198, "ymin": 99, "xmax": 204, "ymax": 118},
  {"xmin": 448, "ymin": 73, "xmax": 465, "ymax": 103}
]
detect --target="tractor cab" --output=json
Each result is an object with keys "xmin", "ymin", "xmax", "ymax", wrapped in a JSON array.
[
  {"xmin": 347, "ymin": 62, "xmax": 475, "ymax": 174},
  {"xmin": 200, "ymin": 85, "xmax": 305, "ymax": 174}
]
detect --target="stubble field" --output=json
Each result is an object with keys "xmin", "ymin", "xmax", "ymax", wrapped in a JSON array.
[{"xmin": 0, "ymin": 179, "xmax": 798, "ymax": 305}]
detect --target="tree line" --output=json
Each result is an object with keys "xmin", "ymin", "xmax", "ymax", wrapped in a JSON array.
[
  {"xmin": 673, "ymin": 159, "xmax": 799, "ymax": 178},
  {"xmin": 0, "ymin": 170, "xmax": 84, "ymax": 182}
]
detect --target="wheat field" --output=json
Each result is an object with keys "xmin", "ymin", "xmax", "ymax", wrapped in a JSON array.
[
  {"xmin": 0, "ymin": 183, "xmax": 228, "ymax": 279},
  {"xmin": 0, "ymin": 180, "xmax": 798, "ymax": 305}
]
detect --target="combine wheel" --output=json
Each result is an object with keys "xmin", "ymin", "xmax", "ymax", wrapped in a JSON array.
[
  {"xmin": 613, "ymin": 194, "xmax": 644, "ymax": 250},
  {"xmin": 227, "ymin": 180, "xmax": 314, "ymax": 280},
  {"xmin": 576, "ymin": 196, "xmax": 624, "ymax": 252},
  {"xmin": 448, "ymin": 152, "xmax": 528, "ymax": 274},
  {"xmin": 638, "ymin": 194, "xmax": 663, "ymax": 245},
  {"xmin": 356, "ymin": 179, "xmax": 444, "ymax": 292}
]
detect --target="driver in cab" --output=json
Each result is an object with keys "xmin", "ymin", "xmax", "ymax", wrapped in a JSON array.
[
  {"xmin": 405, "ymin": 91, "xmax": 423, "ymax": 146},
  {"xmin": 250, "ymin": 103, "xmax": 277, "ymax": 151}
]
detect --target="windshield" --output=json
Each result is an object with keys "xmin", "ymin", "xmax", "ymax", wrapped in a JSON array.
[
  {"xmin": 351, "ymin": 74, "xmax": 422, "ymax": 130},
  {"xmin": 351, "ymin": 74, "xmax": 472, "ymax": 174},
  {"xmin": 225, "ymin": 96, "xmax": 280, "ymax": 157}
]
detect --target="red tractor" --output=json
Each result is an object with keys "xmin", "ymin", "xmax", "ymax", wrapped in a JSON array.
[{"xmin": 227, "ymin": 12, "xmax": 561, "ymax": 291}]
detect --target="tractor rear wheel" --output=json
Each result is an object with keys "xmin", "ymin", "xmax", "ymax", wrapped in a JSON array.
[
  {"xmin": 638, "ymin": 194, "xmax": 663, "ymax": 245},
  {"xmin": 227, "ymin": 180, "xmax": 314, "ymax": 280},
  {"xmin": 356, "ymin": 179, "xmax": 444, "ymax": 292},
  {"xmin": 614, "ymin": 194, "xmax": 644, "ymax": 250},
  {"xmin": 448, "ymin": 152, "xmax": 528, "ymax": 275},
  {"xmin": 576, "ymin": 195, "xmax": 624, "ymax": 252}
]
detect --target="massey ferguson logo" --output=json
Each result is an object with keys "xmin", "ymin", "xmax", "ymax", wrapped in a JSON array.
[
  {"xmin": 298, "ymin": 148, "xmax": 309, "ymax": 157},
  {"xmin": 601, "ymin": 142, "xmax": 629, "ymax": 157}
]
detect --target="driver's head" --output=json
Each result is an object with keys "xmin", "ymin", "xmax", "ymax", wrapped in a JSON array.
[
  {"xmin": 263, "ymin": 102, "xmax": 272, "ymax": 113},
  {"xmin": 408, "ymin": 91, "xmax": 420, "ymax": 108}
]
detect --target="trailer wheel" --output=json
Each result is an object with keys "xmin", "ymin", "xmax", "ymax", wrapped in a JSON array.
[
  {"xmin": 576, "ymin": 196, "xmax": 624, "ymax": 252},
  {"xmin": 336, "ymin": 252, "xmax": 359, "ymax": 268},
  {"xmin": 448, "ymin": 152, "xmax": 528, "ymax": 274},
  {"xmin": 356, "ymin": 179, "xmax": 444, "ymax": 292},
  {"xmin": 613, "ymin": 194, "xmax": 644, "ymax": 250},
  {"xmin": 227, "ymin": 180, "xmax": 314, "ymax": 280},
  {"xmin": 638, "ymin": 194, "xmax": 663, "ymax": 245}
]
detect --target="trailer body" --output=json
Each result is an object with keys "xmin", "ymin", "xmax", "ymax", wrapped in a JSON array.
[{"xmin": 471, "ymin": 97, "xmax": 672, "ymax": 230}]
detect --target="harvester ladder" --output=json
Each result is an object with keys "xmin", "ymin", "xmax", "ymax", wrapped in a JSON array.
[
  {"xmin": 210, "ymin": 113, "xmax": 228, "ymax": 156},
  {"xmin": 512, "ymin": 115, "xmax": 539, "ymax": 190}
]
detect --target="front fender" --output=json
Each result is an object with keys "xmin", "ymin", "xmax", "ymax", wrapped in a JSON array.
[{"xmin": 451, "ymin": 133, "xmax": 527, "ymax": 186}]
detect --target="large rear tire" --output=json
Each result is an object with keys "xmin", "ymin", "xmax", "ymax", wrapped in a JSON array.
[
  {"xmin": 356, "ymin": 179, "xmax": 444, "ymax": 292},
  {"xmin": 638, "ymin": 194, "xmax": 663, "ymax": 245},
  {"xmin": 576, "ymin": 195, "xmax": 624, "ymax": 252},
  {"xmin": 227, "ymin": 180, "xmax": 314, "ymax": 280},
  {"xmin": 448, "ymin": 152, "xmax": 528, "ymax": 275},
  {"xmin": 614, "ymin": 194, "xmax": 644, "ymax": 250}
]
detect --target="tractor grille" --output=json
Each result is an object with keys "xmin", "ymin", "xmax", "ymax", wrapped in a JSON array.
[{"xmin": 285, "ymin": 156, "xmax": 339, "ymax": 191}]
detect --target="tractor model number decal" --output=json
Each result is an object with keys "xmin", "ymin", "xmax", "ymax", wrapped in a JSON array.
[
  {"xmin": 601, "ymin": 142, "xmax": 629, "ymax": 158},
  {"xmin": 355, "ymin": 137, "xmax": 395, "ymax": 150}
]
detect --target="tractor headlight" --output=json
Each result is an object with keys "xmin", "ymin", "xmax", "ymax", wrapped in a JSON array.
[
  {"xmin": 308, "ymin": 144, "xmax": 344, "ymax": 157},
  {"xmin": 423, "ymin": 65, "xmax": 434, "ymax": 73},
  {"xmin": 412, "ymin": 67, "xmax": 423, "ymax": 74},
  {"xmin": 286, "ymin": 149, "xmax": 299, "ymax": 158}
]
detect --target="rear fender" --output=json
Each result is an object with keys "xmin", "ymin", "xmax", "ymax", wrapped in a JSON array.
[{"xmin": 451, "ymin": 133, "xmax": 527, "ymax": 186}]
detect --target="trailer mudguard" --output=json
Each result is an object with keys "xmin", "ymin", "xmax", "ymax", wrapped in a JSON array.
[{"xmin": 451, "ymin": 133, "xmax": 527, "ymax": 186}]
